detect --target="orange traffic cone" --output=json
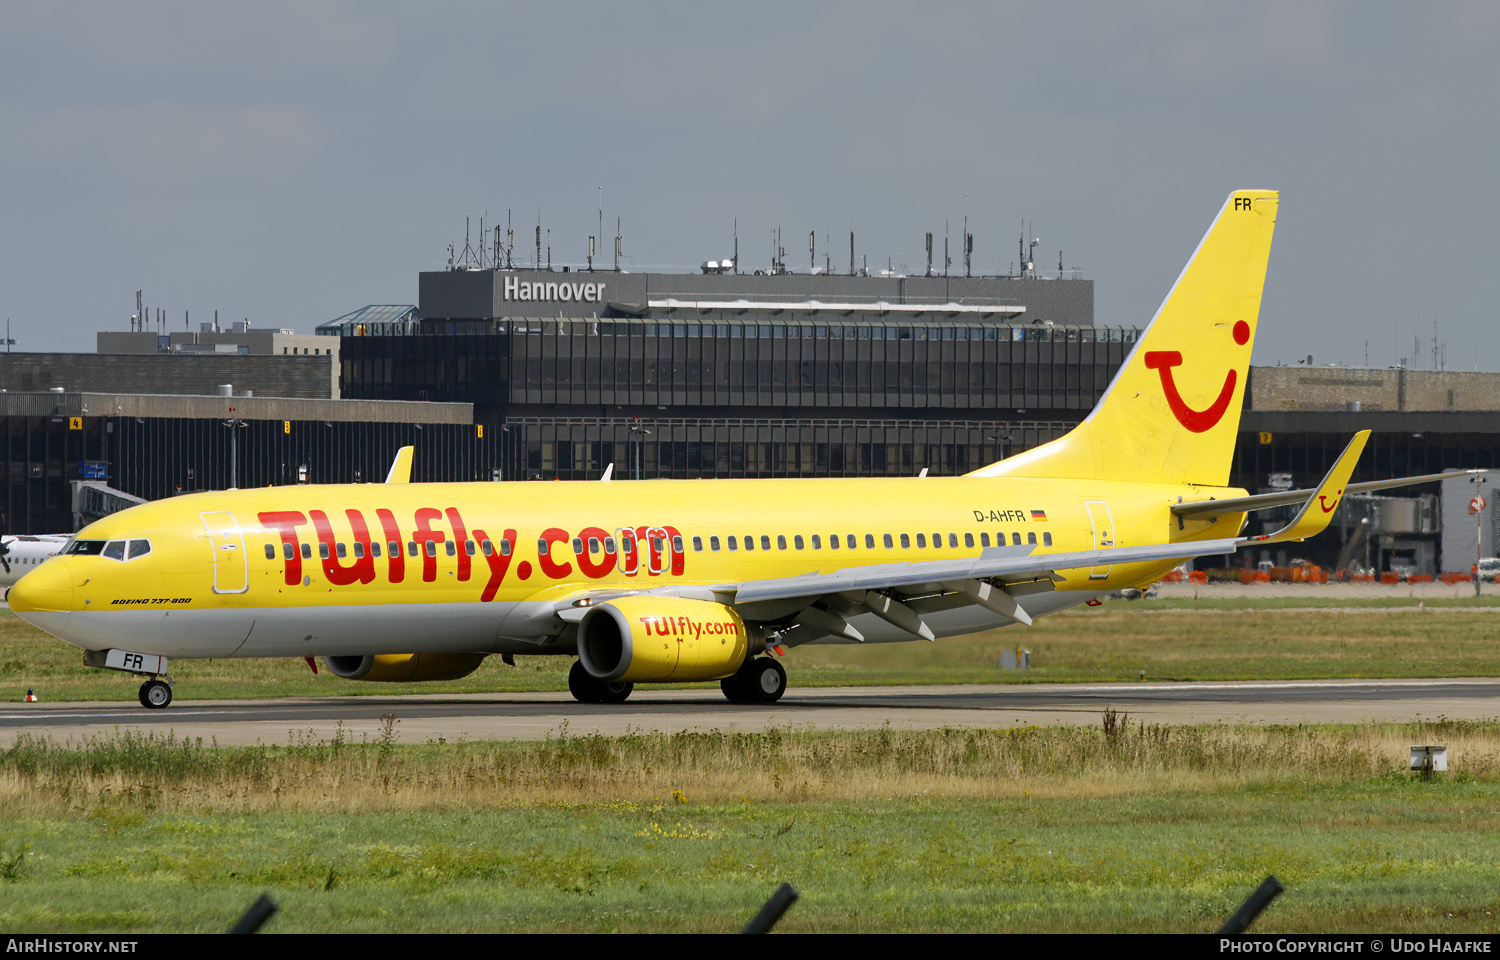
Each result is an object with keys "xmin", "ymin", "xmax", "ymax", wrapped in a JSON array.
[{"xmin": 24, "ymin": 688, "xmax": 37, "ymax": 702}]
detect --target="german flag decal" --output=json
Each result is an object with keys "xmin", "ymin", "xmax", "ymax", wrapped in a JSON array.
[{"xmin": 1031, "ymin": 509, "xmax": 1048, "ymax": 521}]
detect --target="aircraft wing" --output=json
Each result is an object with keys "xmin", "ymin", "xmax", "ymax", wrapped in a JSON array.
[{"xmin": 714, "ymin": 536, "xmax": 1243, "ymax": 606}]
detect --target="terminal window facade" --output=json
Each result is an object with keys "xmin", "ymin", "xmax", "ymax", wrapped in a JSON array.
[{"xmin": 337, "ymin": 320, "xmax": 1136, "ymax": 414}]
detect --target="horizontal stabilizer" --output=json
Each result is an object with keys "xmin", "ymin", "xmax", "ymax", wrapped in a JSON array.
[
  {"xmin": 1243, "ymin": 430, "xmax": 1367, "ymax": 545},
  {"xmin": 1174, "ymin": 468, "xmax": 1485, "ymax": 519}
]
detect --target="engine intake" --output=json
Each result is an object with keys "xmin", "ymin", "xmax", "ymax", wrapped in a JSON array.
[
  {"xmin": 322, "ymin": 652, "xmax": 488, "ymax": 682},
  {"xmin": 577, "ymin": 596, "xmax": 749, "ymax": 683}
]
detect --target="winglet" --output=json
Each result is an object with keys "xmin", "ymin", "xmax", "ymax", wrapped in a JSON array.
[
  {"xmin": 1248, "ymin": 430, "xmax": 1369, "ymax": 544},
  {"xmin": 600, "ymin": 463, "xmax": 614, "ymax": 482},
  {"xmin": 384, "ymin": 446, "xmax": 415, "ymax": 484}
]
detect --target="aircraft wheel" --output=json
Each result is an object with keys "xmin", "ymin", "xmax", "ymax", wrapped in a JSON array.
[
  {"xmin": 719, "ymin": 672, "xmax": 747, "ymax": 702},
  {"xmin": 568, "ymin": 660, "xmax": 603, "ymax": 703},
  {"xmin": 139, "ymin": 679, "xmax": 172, "ymax": 710},
  {"xmin": 600, "ymin": 680, "xmax": 634, "ymax": 704},
  {"xmin": 722, "ymin": 657, "xmax": 785, "ymax": 704},
  {"xmin": 748, "ymin": 657, "xmax": 786, "ymax": 703}
]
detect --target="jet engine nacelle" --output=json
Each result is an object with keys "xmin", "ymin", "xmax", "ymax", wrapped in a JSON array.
[
  {"xmin": 577, "ymin": 596, "xmax": 749, "ymax": 683},
  {"xmin": 322, "ymin": 652, "xmax": 488, "ymax": 682}
]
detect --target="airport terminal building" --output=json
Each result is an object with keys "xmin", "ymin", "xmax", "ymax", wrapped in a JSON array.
[{"xmin": 327, "ymin": 266, "xmax": 1121, "ymax": 480}]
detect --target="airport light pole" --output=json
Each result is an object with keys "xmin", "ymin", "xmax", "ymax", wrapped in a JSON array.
[
  {"xmin": 629, "ymin": 419, "xmax": 651, "ymax": 480},
  {"xmin": 1469, "ymin": 473, "xmax": 1489, "ymax": 599},
  {"xmin": 225, "ymin": 418, "xmax": 248, "ymax": 490}
]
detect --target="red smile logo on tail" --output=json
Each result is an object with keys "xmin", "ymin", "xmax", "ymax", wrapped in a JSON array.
[
  {"xmin": 1318, "ymin": 490, "xmax": 1343, "ymax": 513},
  {"xmin": 1144, "ymin": 320, "xmax": 1250, "ymax": 433}
]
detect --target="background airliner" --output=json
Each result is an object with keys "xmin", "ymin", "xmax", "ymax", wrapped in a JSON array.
[
  {"xmin": 9, "ymin": 190, "xmax": 1463, "ymax": 709},
  {"xmin": 0, "ymin": 535, "xmax": 69, "ymax": 599}
]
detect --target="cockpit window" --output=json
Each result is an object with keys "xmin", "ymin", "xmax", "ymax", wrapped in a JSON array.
[{"xmin": 66, "ymin": 538, "xmax": 151, "ymax": 560}]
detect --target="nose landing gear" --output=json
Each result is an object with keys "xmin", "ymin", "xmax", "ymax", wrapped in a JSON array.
[
  {"xmin": 82, "ymin": 649, "xmax": 175, "ymax": 710},
  {"xmin": 138, "ymin": 677, "xmax": 173, "ymax": 709}
]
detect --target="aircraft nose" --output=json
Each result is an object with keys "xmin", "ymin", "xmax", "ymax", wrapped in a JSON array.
[{"xmin": 10, "ymin": 558, "xmax": 74, "ymax": 614}]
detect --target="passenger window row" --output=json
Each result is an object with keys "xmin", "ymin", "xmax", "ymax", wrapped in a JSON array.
[
  {"xmin": 689, "ymin": 530, "xmax": 1053, "ymax": 552},
  {"xmin": 264, "ymin": 538, "xmax": 516, "ymax": 562},
  {"xmin": 258, "ymin": 529, "xmax": 1057, "ymax": 564}
]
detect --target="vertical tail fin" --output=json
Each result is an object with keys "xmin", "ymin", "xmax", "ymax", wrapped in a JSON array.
[{"xmin": 970, "ymin": 190, "xmax": 1278, "ymax": 486}]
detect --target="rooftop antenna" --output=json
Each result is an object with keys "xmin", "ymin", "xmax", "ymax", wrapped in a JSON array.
[
  {"xmin": 614, "ymin": 217, "xmax": 622, "ymax": 272},
  {"xmin": 546, "ymin": 228, "xmax": 551, "ymax": 271},
  {"xmin": 506, "ymin": 209, "xmax": 514, "ymax": 269},
  {"xmin": 963, "ymin": 197, "xmax": 970, "ymax": 278},
  {"xmin": 597, "ymin": 186, "xmax": 603, "ymax": 271},
  {"xmin": 732, "ymin": 217, "xmax": 738, "ymax": 274},
  {"xmin": 587, "ymin": 234, "xmax": 594, "ymax": 272},
  {"xmin": 809, "ymin": 230, "xmax": 815, "ymax": 272},
  {"xmin": 925, "ymin": 232, "xmax": 933, "ymax": 276},
  {"xmin": 944, "ymin": 219, "xmax": 951, "ymax": 277},
  {"xmin": 825, "ymin": 231, "xmax": 830, "ymax": 275},
  {"xmin": 535, "ymin": 214, "xmax": 541, "ymax": 270},
  {"xmin": 849, "ymin": 229, "xmax": 855, "ymax": 276}
]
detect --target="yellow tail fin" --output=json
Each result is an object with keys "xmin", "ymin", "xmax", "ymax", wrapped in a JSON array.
[
  {"xmin": 385, "ymin": 445, "xmax": 415, "ymax": 484},
  {"xmin": 970, "ymin": 190, "xmax": 1278, "ymax": 486}
]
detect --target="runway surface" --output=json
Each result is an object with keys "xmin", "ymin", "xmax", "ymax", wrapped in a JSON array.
[{"xmin": 2, "ymin": 678, "xmax": 1499, "ymax": 746}]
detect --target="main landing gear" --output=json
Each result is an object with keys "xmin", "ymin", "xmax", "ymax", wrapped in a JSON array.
[
  {"xmin": 721, "ymin": 657, "xmax": 786, "ymax": 704},
  {"xmin": 138, "ymin": 677, "xmax": 173, "ymax": 709},
  {"xmin": 568, "ymin": 660, "xmax": 634, "ymax": 704}
]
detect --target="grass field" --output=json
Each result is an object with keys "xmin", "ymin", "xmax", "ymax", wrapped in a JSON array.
[
  {"xmin": 2, "ymin": 721, "xmax": 1499, "ymax": 933},
  {"xmin": 5, "ymin": 595, "xmax": 1500, "ymax": 703},
  {"xmin": 6, "ymin": 595, "xmax": 1500, "ymax": 933}
]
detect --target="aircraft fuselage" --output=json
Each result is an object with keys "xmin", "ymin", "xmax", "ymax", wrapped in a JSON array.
[{"xmin": 13, "ymin": 475, "xmax": 1244, "ymax": 660}]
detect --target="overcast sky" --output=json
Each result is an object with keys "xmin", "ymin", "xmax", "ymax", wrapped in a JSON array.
[{"xmin": 2, "ymin": 2, "xmax": 1496, "ymax": 370}]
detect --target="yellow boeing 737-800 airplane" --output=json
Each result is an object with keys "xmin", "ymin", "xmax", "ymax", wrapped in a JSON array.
[{"xmin": 9, "ymin": 191, "xmax": 1467, "ymax": 709}]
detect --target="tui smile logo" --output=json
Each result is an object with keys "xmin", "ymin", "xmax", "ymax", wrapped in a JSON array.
[
  {"xmin": 1318, "ymin": 490, "xmax": 1343, "ymax": 513},
  {"xmin": 1144, "ymin": 320, "xmax": 1250, "ymax": 433}
]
